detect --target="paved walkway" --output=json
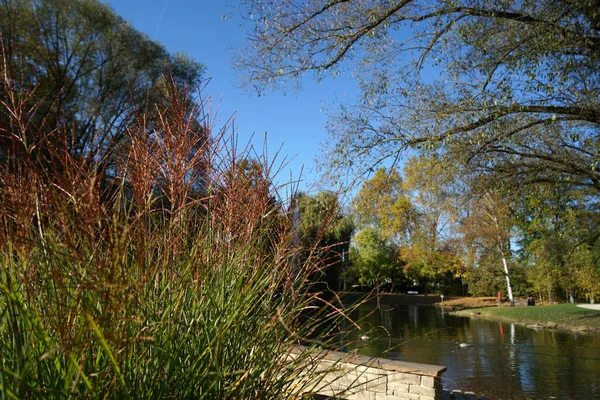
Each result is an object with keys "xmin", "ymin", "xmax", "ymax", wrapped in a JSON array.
[{"xmin": 577, "ymin": 304, "xmax": 600, "ymax": 310}]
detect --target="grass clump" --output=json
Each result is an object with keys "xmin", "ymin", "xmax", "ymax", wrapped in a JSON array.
[{"xmin": 0, "ymin": 66, "xmax": 358, "ymax": 398}]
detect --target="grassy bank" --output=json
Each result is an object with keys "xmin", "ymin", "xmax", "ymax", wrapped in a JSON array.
[{"xmin": 452, "ymin": 304, "xmax": 600, "ymax": 333}]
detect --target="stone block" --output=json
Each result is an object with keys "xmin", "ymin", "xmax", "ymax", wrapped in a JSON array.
[
  {"xmin": 346, "ymin": 392, "xmax": 376, "ymax": 400},
  {"xmin": 387, "ymin": 381, "xmax": 409, "ymax": 396},
  {"xmin": 395, "ymin": 392, "xmax": 421, "ymax": 400},
  {"xmin": 318, "ymin": 374, "xmax": 345, "ymax": 392},
  {"xmin": 421, "ymin": 375, "xmax": 435, "ymax": 388},
  {"xmin": 409, "ymin": 384, "xmax": 436, "ymax": 397},
  {"xmin": 367, "ymin": 380, "xmax": 388, "ymax": 393},
  {"xmin": 343, "ymin": 369, "xmax": 368, "ymax": 388},
  {"xmin": 311, "ymin": 385, "xmax": 337, "ymax": 397},
  {"xmin": 314, "ymin": 359, "xmax": 337, "ymax": 372},
  {"xmin": 388, "ymin": 372, "xmax": 421, "ymax": 385},
  {"xmin": 364, "ymin": 371, "xmax": 388, "ymax": 393},
  {"xmin": 375, "ymin": 393, "xmax": 405, "ymax": 400},
  {"xmin": 357, "ymin": 365, "xmax": 386, "ymax": 377}
]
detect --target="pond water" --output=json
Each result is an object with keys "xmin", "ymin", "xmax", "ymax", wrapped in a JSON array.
[{"xmin": 338, "ymin": 300, "xmax": 600, "ymax": 400}]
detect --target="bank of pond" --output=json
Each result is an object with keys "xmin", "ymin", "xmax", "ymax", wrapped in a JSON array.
[
  {"xmin": 336, "ymin": 295, "xmax": 600, "ymax": 399},
  {"xmin": 451, "ymin": 303, "xmax": 600, "ymax": 334}
]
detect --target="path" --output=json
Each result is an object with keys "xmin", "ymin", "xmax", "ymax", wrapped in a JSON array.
[{"xmin": 578, "ymin": 304, "xmax": 600, "ymax": 310}]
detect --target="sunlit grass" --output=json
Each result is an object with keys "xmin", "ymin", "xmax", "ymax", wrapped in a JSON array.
[{"xmin": 454, "ymin": 304, "xmax": 600, "ymax": 331}]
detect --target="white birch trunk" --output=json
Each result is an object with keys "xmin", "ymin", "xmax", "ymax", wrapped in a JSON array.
[
  {"xmin": 483, "ymin": 193, "xmax": 515, "ymax": 307},
  {"xmin": 501, "ymin": 251, "xmax": 514, "ymax": 307}
]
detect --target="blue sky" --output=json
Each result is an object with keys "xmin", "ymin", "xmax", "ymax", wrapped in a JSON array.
[{"xmin": 107, "ymin": 0, "xmax": 359, "ymax": 193}]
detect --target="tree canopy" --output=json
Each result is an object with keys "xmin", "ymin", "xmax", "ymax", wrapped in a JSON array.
[
  {"xmin": 351, "ymin": 167, "xmax": 413, "ymax": 243},
  {"xmin": 348, "ymin": 226, "xmax": 403, "ymax": 288},
  {"xmin": 236, "ymin": 0, "xmax": 599, "ymax": 190},
  {"xmin": 348, "ymin": 163, "xmax": 467, "ymax": 293},
  {"xmin": 296, "ymin": 191, "xmax": 354, "ymax": 290},
  {"xmin": 0, "ymin": 0, "xmax": 204, "ymax": 170}
]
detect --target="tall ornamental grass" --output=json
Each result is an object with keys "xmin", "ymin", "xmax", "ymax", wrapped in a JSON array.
[{"xmin": 0, "ymin": 65, "xmax": 359, "ymax": 398}]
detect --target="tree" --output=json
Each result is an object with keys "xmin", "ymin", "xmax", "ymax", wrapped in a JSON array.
[
  {"xmin": 351, "ymin": 167, "xmax": 413, "ymax": 244},
  {"xmin": 236, "ymin": 0, "xmax": 599, "ymax": 190},
  {"xmin": 348, "ymin": 168, "xmax": 410, "ymax": 290},
  {"xmin": 0, "ymin": 0, "xmax": 204, "ymax": 170},
  {"xmin": 402, "ymin": 243, "xmax": 464, "ymax": 295},
  {"xmin": 296, "ymin": 191, "xmax": 354, "ymax": 290},
  {"xmin": 514, "ymin": 184, "xmax": 600, "ymax": 303},
  {"xmin": 462, "ymin": 191, "xmax": 517, "ymax": 306},
  {"xmin": 347, "ymin": 227, "xmax": 403, "ymax": 289},
  {"xmin": 570, "ymin": 246, "xmax": 600, "ymax": 303},
  {"xmin": 350, "ymin": 159, "xmax": 465, "ymax": 293},
  {"xmin": 399, "ymin": 156, "xmax": 466, "ymax": 293},
  {"xmin": 403, "ymin": 155, "xmax": 462, "ymax": 251}
]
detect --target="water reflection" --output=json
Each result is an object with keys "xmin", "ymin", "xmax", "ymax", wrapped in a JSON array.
[{"xmin": 341, "ymin": 302, "xmax": 600, "ymax": 400}]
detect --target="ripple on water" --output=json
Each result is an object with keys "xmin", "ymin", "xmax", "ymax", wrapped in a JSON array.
[{"xmin": 343, "ymin": 303, "xmax": 600, "ymax": 400}]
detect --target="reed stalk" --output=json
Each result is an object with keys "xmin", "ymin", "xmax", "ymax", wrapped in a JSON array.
[{"xmin": 0, "ymin": 63, "xmax": 360, "ymax": 398}]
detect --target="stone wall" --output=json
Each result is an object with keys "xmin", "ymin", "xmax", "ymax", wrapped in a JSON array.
[{"xmin": 289, "ymin": 346, "xmax": 447, "ymax": 400}]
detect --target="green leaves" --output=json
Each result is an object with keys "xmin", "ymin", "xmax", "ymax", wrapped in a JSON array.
[
  {"xmin": 348, "ymin": 227, "xmax": 400, "ymax": 286},
  {"xmin": 0, "ymin": 0, "xmax": 205, "ymax": 168},
  {"xmin": 296, "ymin": 191, "xmax": 354, "ymax": 289}
]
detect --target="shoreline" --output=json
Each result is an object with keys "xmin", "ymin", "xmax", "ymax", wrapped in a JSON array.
[
  {"xmin": 343, "ymin": 294, "xmax": 600, "ymax": 334},
  {"xmin": 449, "ymin": 304, "xmax": 600, "ymax": 334}
]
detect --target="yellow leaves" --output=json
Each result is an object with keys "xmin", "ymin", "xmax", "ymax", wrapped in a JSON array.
[{"xmin": 352, "ymin": 167, "xmax": 413, "ymax": 242}]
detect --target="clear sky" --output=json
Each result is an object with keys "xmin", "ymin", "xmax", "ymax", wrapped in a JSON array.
[{"xmin": 107, "ymin": 0, "xmax": 359, "ymax": 193}]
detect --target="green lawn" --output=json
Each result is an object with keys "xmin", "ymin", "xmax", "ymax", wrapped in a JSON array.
[{"xmin": 453, "ymin": 304, "xmax": 600, "ymax": 332}]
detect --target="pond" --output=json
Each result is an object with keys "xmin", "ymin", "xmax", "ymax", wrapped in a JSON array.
[{"xmin": 337, "ymin": 299, "xmax": 600, "ymax": 399}]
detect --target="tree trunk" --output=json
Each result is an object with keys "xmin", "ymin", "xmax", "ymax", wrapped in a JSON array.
[
  {"xmin": 501, "ymin": 253, "xmax": 515, "ymax": 307},
  {"xmin": 482, "ymin": 194, "xmax": 515, "ymax": 307}
]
